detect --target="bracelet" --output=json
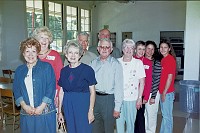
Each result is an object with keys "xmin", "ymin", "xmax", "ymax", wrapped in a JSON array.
[
  {"xmin": 138, "ymin": 96, "xmax": 142, "ymax": 99},
  {"xmin": 89, "ymin": 108, "xmax": 93, "ymax": 111}
]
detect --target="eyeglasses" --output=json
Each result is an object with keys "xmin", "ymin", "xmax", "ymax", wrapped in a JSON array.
[
  {"xmin": 124, "ymin": 46, "xmax": 134, "ymax": 49},
  {"xmin": 99, "ymin": 46, "xmax": 111, "ymax": 50},
  {"xmin": 79, "ymin": 40, "xmax": 88, "ymax": 43}
]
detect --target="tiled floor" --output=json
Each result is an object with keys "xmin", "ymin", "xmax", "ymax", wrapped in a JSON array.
[{"xmin": 1, "ymin": 81, "xmax": 199, "ymax": 133}]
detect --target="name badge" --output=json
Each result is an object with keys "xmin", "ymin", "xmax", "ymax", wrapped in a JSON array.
[
  {"xmin": 144, "ymin": 65, "xmax": 150, "ymax": 69},
  {"xmin": 46, "ymin": 55, "xmax": 55, "ymax": 60}
]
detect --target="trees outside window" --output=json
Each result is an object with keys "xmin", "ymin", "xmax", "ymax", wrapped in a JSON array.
[
  {"xmin": 26, "ymin": 0, "xmax": 43, "ymax": 37},
  {"xmin": 26, "ymin": 0, "xmax": 91, "ymax": 53},
  {"xmin": 48, "ymin": 2, "xmax": 62, "ymax": 52},
  {"xmin": 66, "ymin": 6, "xmax": 78, "ymax": 42}
]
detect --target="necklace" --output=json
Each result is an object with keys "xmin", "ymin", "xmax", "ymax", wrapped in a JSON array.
[
  {"xmin": 39, "ymin": 49, "xmax": 49, "ymax": 55},
  {"xmin": 27, "ymin": 60, "xmax": 37, "ymax": 69}
]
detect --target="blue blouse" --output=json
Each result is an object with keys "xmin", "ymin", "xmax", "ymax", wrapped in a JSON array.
[
  {"xmin": 13, "ymin": 60, "xmax": 56, "ymax": 114},
  {"xmin": 58, "ymin": 63, "xmax": 97, "ymax": 92}
]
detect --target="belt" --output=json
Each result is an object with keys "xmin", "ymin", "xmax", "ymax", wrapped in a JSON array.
[{"xmin": 96, "ymin": 91, "xmax": 109, "ymax": 96}]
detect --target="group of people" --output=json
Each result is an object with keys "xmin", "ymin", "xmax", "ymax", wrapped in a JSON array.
[{"xmin": 13, "ymin": 26, "xmax": 176, "ymax": 133}]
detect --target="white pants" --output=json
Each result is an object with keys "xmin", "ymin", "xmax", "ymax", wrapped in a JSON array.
[{"xmin": 145, "ymin": 92, "xmax": 160, "ymax": 133}]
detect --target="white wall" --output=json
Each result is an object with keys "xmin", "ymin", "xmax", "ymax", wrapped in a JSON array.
[
  {"xmin": 0, "ymin": 2, "xmax": 3, "ymax": 65},
  {"xmin": 184, "ymin": 1, "xmax": 200, "ymax": 80},
  {"xmin": 0, "ymin": 1, "xmax": 199, "ymax": 79},
  {"xmin": 91, "ymin": 1, "xmax": 186, "ymax": 51},
  {"xmin": 0, "ymin": 1, "xmax": 27, "ymax": 73}
]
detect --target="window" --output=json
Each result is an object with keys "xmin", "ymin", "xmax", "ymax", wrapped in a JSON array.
[
  {"xmin": 48, "ymin": 2, "xmax": 63, "ymax": 52},
  {"xmin": 25, "ymin": 1, "xmax": 91, "ymax": 53},
  {"xmin": 81, "ymin": 9, "xmax": 90, "ymax": 32},
  {"xmin": 26, "ymin": 0, "xmax": 43, "ymax": 37},
  {"xmin": 66, "ymin": 6, "xmax": 78, "ymax": 42}
]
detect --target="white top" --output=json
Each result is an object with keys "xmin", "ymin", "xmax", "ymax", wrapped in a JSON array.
[
  {"xmin": 24, "ymin": 68, "xmax": 34, "ymax": 107},
  {"xmin": 118, "ymin": 57, "xmax": 146, "ymax": 101}
]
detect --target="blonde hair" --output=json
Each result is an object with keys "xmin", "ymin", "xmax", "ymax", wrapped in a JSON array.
[{"xmin": 32, "ymin": 26, "xmax": 53, "ymax": 43}]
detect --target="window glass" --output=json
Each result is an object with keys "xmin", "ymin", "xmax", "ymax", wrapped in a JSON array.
[
  {"xmin": 80, "ymin": 9, "xmax": 90, "ymax": 33},
  {"xmin": 26, "ymin": 1, "xmax": 91, "ymax": 52},
  {"xmin": 66, "ymin": 6, "xmax": 77, "ymax": 41},
  {"xmin": 48, "ymin": 2, "xmax": 63, "ymax": 52},
  {"xmin": 26, "ymin": 0, "xmax": 43, "ymax": 37}
]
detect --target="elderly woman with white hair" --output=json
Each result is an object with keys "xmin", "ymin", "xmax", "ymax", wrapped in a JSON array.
[
  {"xmin": 57, "ymin": 40, "xmax": 96, "ymax": 133},
  {"xmin": 116, "ymin": 39, "xmax": 146, "ymax": 133}
]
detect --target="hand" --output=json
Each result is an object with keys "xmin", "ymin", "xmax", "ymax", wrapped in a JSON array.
[
  {"xmin": 54, "ymin": 96, "xmax": 59, "ymax": 108},
  {"xmin": 22, "ymin": 105, "xmax": 35, "ymax": 115},
  {"xmin": 58, "ymin": 113, "xmax": 65, "ymax": 124},
  {"xmin": 34, "ymin": 104, "xmax": 46, "ymax": 115},
  {"xmin": 113, "ymin": 111, "xmax": 120, "ymax": 119},
  {"xmin": 149, "ymin": 98, "xmax": 155, "ymax": 105},
  {"xmin": 88, "ymin": 110, "xmax": 95, "ymax": 124},
  {"xmin": 161, "ymin": 93, "xmax": 166, "ymax": 102},
  {"xmin": 136, "ymin": 98, "xmax": 142, "ymax": 110},
  {"xmin": 143, "ymin": 99, "xmax": 147, "ymax": 104}
]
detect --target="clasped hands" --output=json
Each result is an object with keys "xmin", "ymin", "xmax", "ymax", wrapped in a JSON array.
[{"xmin": 23, "ymin": 104, "xmax": 46, "ymax": 115}]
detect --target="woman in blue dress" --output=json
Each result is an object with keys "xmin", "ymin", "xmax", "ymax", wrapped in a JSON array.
[
  {"xmin": 57, "ymin": 40, "xmax": 96, "ymax": 133},
  {"xmin": 13, "ymin": 37, "xmax": 56, "ymax": 133}
]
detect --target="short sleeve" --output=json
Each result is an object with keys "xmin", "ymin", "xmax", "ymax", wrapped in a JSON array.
[
  {"xmin": 86, "ymin": 66, "xmax": 97, "ymax": 86},
  {"xmin": 166, "ymin": 56, "xmax": 176, "ymax": 74},
  {"xmin": 137, "ymin": 60, "xmax": 146, "ymax": 79}
]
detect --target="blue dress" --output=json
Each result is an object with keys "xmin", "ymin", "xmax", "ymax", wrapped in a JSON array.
[{"xmin": 58, "ymin": 63, "xmax": 97, "ymax": 133}]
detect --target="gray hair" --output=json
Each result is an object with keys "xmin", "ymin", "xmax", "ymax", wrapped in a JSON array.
[
  {"xmin": 98, "ymin": 38, "xmax": 113, "ymax": 47},
  {"xmin": 32, "ymin": 26, "xmax": 53, "ymax": 43},
  {"xmin": 122, "ymin": 39, "xmax": 135, "ymax": 50},
  {"xmin": 63, "ymin": 40, "xmax": 84, "ymax": 56},
  {"xmin": 98, "ymin": 29, "xmax": 111, "ymax": 39},
  {"xmin": 77, "ymin": 31, "xmax": 89, "ymax": 38}
]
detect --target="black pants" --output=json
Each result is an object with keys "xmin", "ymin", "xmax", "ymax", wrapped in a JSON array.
[{"xmin": 134, "ymin": 100, "xmax": 146, "ymax": 133}]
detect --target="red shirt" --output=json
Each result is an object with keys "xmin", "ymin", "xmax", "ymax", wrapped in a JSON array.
[
  {"xmin": 159, "ymin": 54, "xmax": 176, "ymax": 94},
  {"xmin": 40, "ymin": 50, "xmax": 63, "ymax": 92},
  {"xmin": 134, "ymin": 56, "xmax": 152, "ymax": 101}
]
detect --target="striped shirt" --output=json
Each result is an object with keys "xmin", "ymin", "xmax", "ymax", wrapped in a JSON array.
[{"xmin": 151, "ymin": 60, "xmax": 162, "ymax": 99}]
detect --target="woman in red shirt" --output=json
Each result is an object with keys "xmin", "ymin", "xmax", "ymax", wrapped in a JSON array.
[
  {"xmin": 134, "ymin": 41, "xmax": 152, "ymax": 133},
  {"xmin": 159, "ymin": 39, "xmax": 176, "ymax": 133},
  {"xmin": 32, "ymin": 26, "xmax": 63, "ymax": 105}
]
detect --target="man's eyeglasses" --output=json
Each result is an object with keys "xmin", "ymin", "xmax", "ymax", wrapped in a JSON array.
[{"xmin": 99, "ymin": 46, "xmax": 111, "ymax": 50}]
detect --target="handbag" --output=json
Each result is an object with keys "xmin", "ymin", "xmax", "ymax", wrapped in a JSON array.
[{"xmin": 57, "ymin": 122, "xmax": 67, "ymax": 133}]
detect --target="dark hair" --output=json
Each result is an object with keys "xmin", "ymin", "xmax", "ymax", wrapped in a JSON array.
[
  {"xmin": 20, "ymin": 37, "xmax": 41, "ymax": 54},
  {"xmin": 135, "ymin": 40, "xmax": 145, "ymax": 48},
  {"xmin": 159, "ymin": 39, "xmax": 176, "ymax": 60},
  {"xmin": 145, "ymin": 40, "xmax": 162, "ymax": 61}
]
